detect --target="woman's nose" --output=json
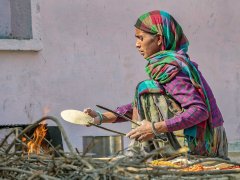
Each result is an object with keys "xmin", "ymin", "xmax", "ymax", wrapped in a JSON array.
[{"xmin": 136, "ymin": 41, "xmax": 140, "ymax": 48}]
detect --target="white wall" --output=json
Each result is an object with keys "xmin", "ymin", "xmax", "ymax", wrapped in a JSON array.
[{"xmin": 0, "ymin": 0, "xmax": 239, "ymax": 151}]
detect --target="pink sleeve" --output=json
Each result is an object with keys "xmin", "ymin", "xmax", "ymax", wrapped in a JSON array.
[
  {"xmin": 163, "ymin": 72, "xmax": 209, "ymax": 132},
  {"xmin": 114, "ymin": 103, "xmax": 133, "ymax": 123}
]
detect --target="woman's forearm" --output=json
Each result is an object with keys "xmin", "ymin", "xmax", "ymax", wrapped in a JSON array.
[
  {"xmin": 154, "ymin": 121, "xmax": 168, "ymax": 133},
  {"xmin": 94, "ymin": 111, "xmax": 117, "ymax": 124}
]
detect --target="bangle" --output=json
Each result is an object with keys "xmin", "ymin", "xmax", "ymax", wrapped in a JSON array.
[
  {"xmin": 151, "ymin": 121, "xmax": 161, "ymax": 137},
  {"xmin": 151, "ymin": 122, "xmax": 168, "ymax": 142},
  {"xmin": 96, "ymin": 111, "xmax": 103, "ymax": 125}
]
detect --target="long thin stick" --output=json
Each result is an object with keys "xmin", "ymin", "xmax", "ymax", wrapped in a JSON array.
[
  {"xmin": 89, "ymin": 123, "xmax": 126, "ymax": 136},
  {"xmin": 96, "ymin": 105, "xmax": 140, "ymax": 126}
]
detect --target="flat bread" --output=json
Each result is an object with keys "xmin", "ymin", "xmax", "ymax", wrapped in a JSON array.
[{"xmin": 61, "ymin": 109, "xmax": 93, "ymax": 125}]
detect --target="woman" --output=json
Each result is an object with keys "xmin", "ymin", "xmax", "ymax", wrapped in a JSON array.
[{"xmin": 84, "ymin": 10, "xmax": 228, "ymax": 159}]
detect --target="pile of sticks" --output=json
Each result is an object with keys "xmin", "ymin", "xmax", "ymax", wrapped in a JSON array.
[{"xmin": 0, "ymin": 116, "xmax": 240, "ymax": 180}]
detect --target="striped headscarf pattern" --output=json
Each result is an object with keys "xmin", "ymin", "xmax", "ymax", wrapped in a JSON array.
[{"xmin": 134, "ymin": 10, "xmax": 189, "ymax": 53}]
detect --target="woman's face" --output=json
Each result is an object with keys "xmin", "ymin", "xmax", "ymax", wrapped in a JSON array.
[{"xmin": 135, "ymin": 28, "xmax": 162, "ymax": 59}]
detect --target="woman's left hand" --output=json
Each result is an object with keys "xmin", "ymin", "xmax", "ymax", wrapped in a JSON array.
[{"xmin": 126, "ymin": 120, "xmax": 154, "ymax": 141}]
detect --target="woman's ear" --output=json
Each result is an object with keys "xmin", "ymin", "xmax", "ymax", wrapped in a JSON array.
[
  {"xmin": 158, "ymin": 35, "xmax": 165, "ymax": 51},
  {"xmin": 157, "ymin": 34, "xmax": 162, "ymax": 46}
]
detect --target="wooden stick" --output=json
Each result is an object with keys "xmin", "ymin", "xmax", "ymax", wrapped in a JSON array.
[
  {"xmin": 96, "ymin": 105, "xmax": 140, "ymax": 126},
  {"xmin": 89, "ymin": 123, "xmax": 126, "ymax": 136}
]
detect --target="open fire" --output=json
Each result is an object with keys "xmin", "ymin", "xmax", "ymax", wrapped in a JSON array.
[
  {"xmin": 26, "ymin": 107, "xmax": 50, "ymax": 154},
  {"xmin": 26, "ymin": 123, "xmax": 47, "ymax": 155},
  {"xmin": 19, "ymin": 124, "xmax": 63, "ymax": 156}
]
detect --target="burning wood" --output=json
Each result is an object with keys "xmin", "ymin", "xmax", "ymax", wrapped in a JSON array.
[
  {"xmin": 0, "ymin": 116, "xmax": 240, "ymax": 179},
  {"xmin": 27, "ymin": 124, "xmax": 47, "ymax": 155}
]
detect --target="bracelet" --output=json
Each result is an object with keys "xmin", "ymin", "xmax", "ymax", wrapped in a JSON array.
[
  {"xmin": 96, "ymin": 111, "xmax": 103, "ymax": 125},
  {"xmin": 151, "ymin": 122, "xmax": 168, "ymax": 142},
  {"xmin": 151, "ymin": 121, "xmax": 161, "ymax": 137}
]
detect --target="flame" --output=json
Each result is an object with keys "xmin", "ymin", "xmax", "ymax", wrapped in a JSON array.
[
  {"xmin": 26, "ymin": 106, "xmax": 50, "ymax": 155},
  {"xmin": 27, "ymin": 124, "xmax": 47, "ymax": 155}
]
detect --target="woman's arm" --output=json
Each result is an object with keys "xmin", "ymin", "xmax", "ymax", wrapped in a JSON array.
[
  {"xmin": 84, "ymin": 103, "xmax": 133, "ymax": 125},
  {"xmin": 83, "ymin": 108, "xmax": 117, "ymax": 124},
  {"xmin": 162, "ymin": 71, "xmax": 209, "ymax": 132}
]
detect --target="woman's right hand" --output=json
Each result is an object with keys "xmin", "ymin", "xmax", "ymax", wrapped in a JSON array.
[
  {"xmin": 83, "ymin": 108, "xmax": 101, "ymax": 126},
  {"xmin": 83, "ymin": 108, "xmax": 98, "ymax": 118}
]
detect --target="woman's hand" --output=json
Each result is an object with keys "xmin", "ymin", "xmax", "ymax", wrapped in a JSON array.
[
  {"xmin": 126, "ymin": 120, "xmax": 154, "ymax": 141},
  {"xmin": 83, "ymin": 108, "xmax": 98, "ymax": 118},
  {"xmin": 83, "ymin": 108, "xmax": 101, "ymax": 125}
]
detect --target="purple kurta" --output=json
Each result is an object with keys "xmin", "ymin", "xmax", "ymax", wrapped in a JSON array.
[{"xmin": 114, "ymin": 63, "xmax": 224, "ymax": 132}]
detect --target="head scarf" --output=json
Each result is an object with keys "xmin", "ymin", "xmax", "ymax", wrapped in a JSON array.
[
  {"xmin": 134, "ymin": 10, "xmax": 214, "ymax": 155},
  {"xmin": 135, "ymin": 10, "xmax": 189, "ymax": 53}
]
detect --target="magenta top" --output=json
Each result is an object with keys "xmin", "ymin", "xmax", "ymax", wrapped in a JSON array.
[{"xmin": 114, "ymin": 63, "xmax": 224, "ymax": 132}]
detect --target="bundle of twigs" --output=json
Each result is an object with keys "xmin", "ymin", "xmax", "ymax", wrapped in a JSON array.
[{"xmin": 0, "ymin": 116, "xmax": 240, "ymax": 180}]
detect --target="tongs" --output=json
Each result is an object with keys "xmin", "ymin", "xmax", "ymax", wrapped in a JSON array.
[{"xmin": 97, "ymin": 105, "xmax": 181, "ymax": 150}]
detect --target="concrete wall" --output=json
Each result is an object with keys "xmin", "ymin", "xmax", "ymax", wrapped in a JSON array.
[{"xmin": 0, "ymin": 0, "xmax": 239, "ymax": 151}]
